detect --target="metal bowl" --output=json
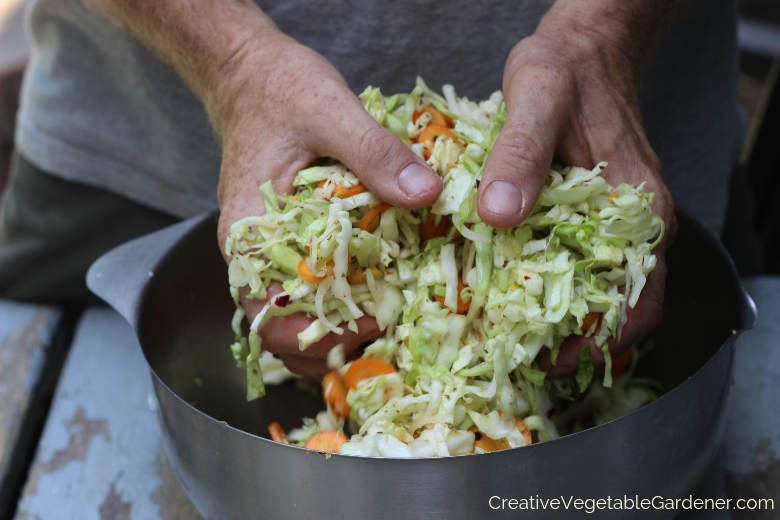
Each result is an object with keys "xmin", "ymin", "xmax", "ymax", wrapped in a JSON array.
[{"xmin": 87, "ymin": 210, "xmax": 755, "ymax": 520}]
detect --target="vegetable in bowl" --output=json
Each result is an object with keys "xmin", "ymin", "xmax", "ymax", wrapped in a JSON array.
[{"xmin": 224, "ymin": 78, "xmax": 664, "ymax": 457}]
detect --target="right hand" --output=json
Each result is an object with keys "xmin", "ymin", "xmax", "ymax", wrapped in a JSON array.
[{"xmin": 215, "ymin": 32, "xmax": 443, "ymax": 379}]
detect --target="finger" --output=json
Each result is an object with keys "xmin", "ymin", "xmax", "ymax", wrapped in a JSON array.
[
  {"xmin": 278, "ymin": 348, "xmax": 362, "ymax": 380},
  {"xmin": 299, "ymin": 83, "xmax": 442, "ymax": 209},
  {"xmin": 216, "ymin": 140, "xmax": 314, "ymax": 263},
  {"xmin": 539, "ymin": 247, "xmax": 667, "ymax": 375},
  {"xmin": 260, "ymin": 313, "xmax": 380, "ymax": 357},
  {"xmin": 243, "ymin": 282, "xmax": 382, "ymax": 357},
  {"xmin": 277, "ymin": 355, "xmax": 329, "ymax": 379},
  {"xmin": 478, "ymin": 68, "xmax": 571, "ymax": 228}
]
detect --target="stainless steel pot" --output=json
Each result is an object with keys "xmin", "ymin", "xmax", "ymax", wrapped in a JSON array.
[{"xmin": 87, "ymin": 210, "xmax": 756, "ymax": 520}]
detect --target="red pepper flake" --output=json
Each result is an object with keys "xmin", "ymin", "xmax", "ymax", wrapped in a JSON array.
[
  {"xmin": 474, "ymin": 431, "xmax": 483, "ymax": 441},
  {"xmin": 547, "ymin": 407, "xmax": 557, "ymax": 420},
  {"xmin": 503, "ymin": 261, "xmax": 509, "ymax": 267},
  {"xmin": 276, "ymin": 294, "xmax": 290, "ymax": 307}
]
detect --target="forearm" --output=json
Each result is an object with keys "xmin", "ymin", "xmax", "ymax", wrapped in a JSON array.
[{"xmin": 82, "ymin": 0, "xmax": 280, "ymax": 136}]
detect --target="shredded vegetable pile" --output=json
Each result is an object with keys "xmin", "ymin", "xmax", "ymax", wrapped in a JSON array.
[{"xmin": 224, "ymin": 78, "xmax": 664, "ymax": 457}]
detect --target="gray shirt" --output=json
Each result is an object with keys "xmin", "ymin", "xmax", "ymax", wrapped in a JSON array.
[{"xmin": 16, "ymin": 0, "xmax": 743, "ymax": 235}]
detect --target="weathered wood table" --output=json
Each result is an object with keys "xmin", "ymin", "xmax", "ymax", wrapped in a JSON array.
[{"xmin": 2, "ymin": 277, "xmax": 779, "ymax": 520}]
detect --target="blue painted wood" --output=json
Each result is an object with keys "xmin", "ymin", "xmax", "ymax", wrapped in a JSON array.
[
  {"xmin": 0, "ymin": 299, "xmax": 61, "ymax": 512},
  {"xmin": 13, "ymin": 307, "xmax": 203, "ymax": 520}
]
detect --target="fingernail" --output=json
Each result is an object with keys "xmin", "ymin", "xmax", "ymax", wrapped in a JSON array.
[
  {"xmin": 483, "ymin": 181, "xmax": 523, "ymax": 217},
  {"xmin": 398, "ymin": 163, "xmax": 440, "ymax": 198}
]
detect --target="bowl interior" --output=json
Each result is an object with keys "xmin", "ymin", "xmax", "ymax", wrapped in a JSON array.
[{"xmin": 137, "ymin": 211, "xmax": 748, "ymax": 437}]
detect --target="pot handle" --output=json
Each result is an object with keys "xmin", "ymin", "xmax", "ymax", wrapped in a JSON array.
[{"xmin": 87, "ymin": 212, "xmax": 214, "ymax": 330}]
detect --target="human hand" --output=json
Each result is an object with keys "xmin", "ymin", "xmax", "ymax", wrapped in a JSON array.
[
  {"xmin": 476, "ymin": 16, "xmax": 677, "ymax": 374},
  {"xmin": 215, "ymin": 32, "xmax": 443, "ymax": 379}
]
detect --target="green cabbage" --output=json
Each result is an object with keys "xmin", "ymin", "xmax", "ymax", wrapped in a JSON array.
[{"xmin": 224, "ymin": 79, "xmax": 663, "ymax": 456}]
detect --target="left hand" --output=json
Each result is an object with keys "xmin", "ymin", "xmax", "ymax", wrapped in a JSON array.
[{"xmin": 476, "ymin": 17, "xmax": 677, "ymax": 373}]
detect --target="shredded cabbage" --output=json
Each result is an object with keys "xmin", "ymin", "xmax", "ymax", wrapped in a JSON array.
[{"xmin": 225, "ymin": 79, "xmax": 663, "ymax": 456}]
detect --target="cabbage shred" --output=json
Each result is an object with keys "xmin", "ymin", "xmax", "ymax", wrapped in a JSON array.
[{"xmin": 225, "ymin": 78, "xmax": 663, "ymax": 457}]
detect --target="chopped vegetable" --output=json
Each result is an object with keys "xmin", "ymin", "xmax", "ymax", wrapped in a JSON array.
[
  {"xmin": 304, "ymin": 430, "xmax": 349, "ymax": 452},
  {"xmin": 317, "ymin": 179, "xmax": 369, "ymax": 199},
  {"xmin": 418, "ymin": 124, "xmax": 458, "ymax": 147},
  {"xmin": 358, "ymin": 202, "xmax": 392, "ymax": 232},
  {"xmin": 344, "ymin": 358, "xmax": 397, "ymax": 390},
  {"xmin": 611, "ymin": 345, "xmax": 635, "ymax": 376},
  {"xmin": 268, "ymin": 422, "xmax": 292, "ymax": 444},
  {"xmin": 225, "ymin": 78, "xmax": 663, "ymax": 457},
  {"xmin": 323, "ymin": 371, "xmax": 351, "ymax": 418}
]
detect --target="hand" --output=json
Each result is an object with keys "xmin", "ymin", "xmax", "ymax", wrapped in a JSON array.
[
  {"xmin": 476, "ymin": 19, "xmax": 677, "ymax": 374},
  {"xmin": 215, "ymin": 32, "xmax": 443, "ymax": 378}
]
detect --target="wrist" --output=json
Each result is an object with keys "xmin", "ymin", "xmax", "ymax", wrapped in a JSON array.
[{"xmin": 205, "ymin": 28, "xmax": 291, "ymax": 143}]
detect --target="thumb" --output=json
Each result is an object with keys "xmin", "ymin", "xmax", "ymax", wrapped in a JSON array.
[
  {"xmin": 303, "ymin": 92, "xmax": 442, "ymax": 209},
  {"xmin": 478, "ymin": 73, "xmax": 569, "ymax": 228}
]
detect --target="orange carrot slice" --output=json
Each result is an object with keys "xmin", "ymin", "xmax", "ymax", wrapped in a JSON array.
[
  {"xmin": 297, "ymin": 257, "xmax": 331, "ymax": 283},
  {"xmin": 322, "ymin": 371, "xmax": 351, "ymax": 418},
  {"xmin": 317, "ymin": 179, "xmax": 368, "ymax": 199},
  {"xmin": 434, "ymin": 278, "xmax": 470, "ymax": 314},
  {"xmin": 514, "ymin": 416, "xmax": 532, "ymax": 446},
  {"xmin": 344, "ymin": 358, "xmax": 397, "ymax": 390},
  {"xmin": 419, "ymin": 211, "xmax": 460, "ymax": 242},
  {"xmin": 304, "ymin": 430, "xmax": 349, "ymax": 453},
  {"xmin": 471, "ymin": 414, "xmax": 532, "ymax": 452},
  {"xmin": 611, "ymin": 345, "xmax": 635, "ymax": 376},
  {"xmin": 268, "ymin": 422, "xmax": 291, "ymax": 444},
  {"xmin": 608, "ymin": 191, "xmax": 619, "ymax": 203},
  {"xmin": 357, "ymin": 202, "xmax": 392, "ymax": 233},
  {"xmin": 582, "ymin": 311, "xmax": 600, "ymax": 332},
  {"xmin": 418, "ymin": 124, "xmax": 458, "ymax": 148},
  {"xmin": 471, "ymin": 425, "xmax": 512, "ymax": 452},
  {"xmin": 413, "ymin": 105, "xmax": 452, "ymax": 127},
  {"xmin": 347, "ymin": 267, "xmax": 383, "ymax": 285}
]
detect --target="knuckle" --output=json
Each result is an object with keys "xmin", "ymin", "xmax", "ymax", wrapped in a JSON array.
[
  {"xmin": 493, "ymin": 131, "xmax": 547, "ymax": 175},
  {"xmin": 523, "ymin": 62, "xmax": 573, "ymax": 99},
  {"xmin": 356, "ymin": 126, "xmax": 398, "ymax": 170}
]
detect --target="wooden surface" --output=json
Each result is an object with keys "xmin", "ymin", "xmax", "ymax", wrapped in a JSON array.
[
  {"xmin": 13, "ymin": 307, "xmax": 203, "ymax": 520},
  {"xmin": 0, "ymin": 300, "xmax": 61, "ymax": 518},
  {"xmin": 720, "ymin": 277, "xmax": 780, "ymax": 519}
]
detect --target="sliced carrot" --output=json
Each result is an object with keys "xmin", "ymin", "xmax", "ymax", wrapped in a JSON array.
[
  {"xmin": 322, "ymin": 371, "xmax": 351, "ymax": 418},
  {"xmin": 471, "ymin": 425, "xmax": 512, "ymax": 452},
  {"xmin": 611, "ymin": 345, "xmax": 635, "ymax": 377},
  {"xmin": 347, "ymin": 267, "xmax": 383, "ymax": 285},
  {"xmin": 471, "ymin": 414, "xmax": 532, "ymax": 452},
  {"xmin": 423, "ymin": 149, "xmax": 432, "ymax": 160},
  {"xmin": 582, "ymin": 311, "xmax": 600, "ymax": 332},
  {"xmin": 268, "ymin": 422, "xmax": 292, "ymax": 444},
  {"xmin": 344, "ymin": 358, "xmax": 397, "ymax": 390},
  {"xmin": 358, "ymin": 202, "xmax": 392, "ymax": 233},
  {"xmin": 434, "ymin": 278, "xmax": 470, "ymax": 314},
  {"xmin": 317, "ymin": 179, "xmax": 368, "ymax": 199},
  {"xmin": 418, "ymin": 124, "xmax": 458, "ymax": 148},
  {"xmin": 413, "ymin": 105, "xmax": 452, "ymax": 127},
  {"xmin": 298, "ymin": 257, "xmax": 330, "ymax": 283},
  {"xmin": 304, "ymin": 430, "xmax": 349, "ymax": 453},
  {"xmin": 608, "ymin": 191, "xmax": 619, "ymax": 203},
  {"xmin": 419, "ymin": 211, "xmax": 460, "ymax": 242},
  {"xmin": 514, "ymin": 416, "xmax": 532, "ymax": 446}
]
